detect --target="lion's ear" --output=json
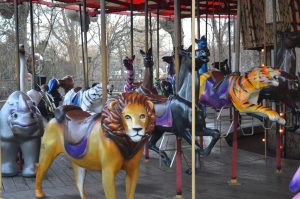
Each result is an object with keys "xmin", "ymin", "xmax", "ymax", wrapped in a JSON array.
[
  {"xmin": 108, "ymin": 99, "xmax": 118, "ymax": 111},
  {"xmin": 146, "ymin": 100, "xmax": 154, "ymax": 112}
]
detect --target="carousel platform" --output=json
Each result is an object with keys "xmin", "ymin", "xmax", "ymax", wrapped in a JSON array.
[
  {"xmin": 1, "ymin": 105, "xmax": 298, "ymax": 199},
  {"xmin": 2, "ymin": 137, "xmax": 298, "ymax": 199}
]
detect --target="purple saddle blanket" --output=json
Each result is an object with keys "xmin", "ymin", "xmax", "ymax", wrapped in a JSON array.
[
  {"xmin": 155, "ymin": 100, "xmax": 172, "ymax": 128},
  {"xmin": 64, "ymin": 114, "xmax": 101, "ymax": 158}
]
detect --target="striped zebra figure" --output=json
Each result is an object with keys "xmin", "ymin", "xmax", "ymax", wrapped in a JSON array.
[{"xmin": 63, "ymin": 83, "xmax": 114, "ymax": 113}]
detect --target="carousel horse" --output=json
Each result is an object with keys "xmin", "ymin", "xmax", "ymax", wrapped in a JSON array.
[
  {"xmin": 0, "ymin": 91, "xmax": 44, "ymax": 177},
  {"xmin": 48, "ymin": 78, "xmax": 62, "ymax": 107},
  {"xmin": 197, "ymin": 36, "xmax": 209, "ymax": 74},
  {"xmin": 58, "ymin": 75, "xmax": 74, "ymax": 94},
  {"xmin": 212, "ymin": 59, "xmax": 231, "ymax": 75},
  {"xmin": 63, "ymin": 82, "xmax": 114, "ymax": 113},
  {"xmin": 289, "ymin": 166, "xmax": 300, "ymax": 198},
  {"xmin": 123, "ymin": 55, "xmax": 142, "ymax": 92},
  {"xmin": 154, "ymin": 55, "xmax": 175, "ymax": 97},
  {"xmin": 27, "ymin": 84, "xmax": 56, "ymax": 121},
  {"xmin": 258, "ymin": 31, "xmax": 300, "ymax": 130},
  {"xmin": 199, "ymin": 66, "xmax": 286, "ymax": 125},
  {"xmin": 146, "ymin": 45, "xmax": 220, "ymax": 166},
  {"xmin": 35, "ymin": 93, "xmax": 156, "ymax": 199}
]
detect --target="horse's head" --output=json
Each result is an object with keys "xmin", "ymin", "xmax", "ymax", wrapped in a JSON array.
[
  {"xmin": 178, "ymin": 45, "xmax": 210, "ymax": 71},
  {"xmin": 162, "ymin": 55, "xmax": 175, "ymax": 76},
  {"xmin": 58, "ymin": 75, "xmax": 74, "ymax": 93},
  {"xmin": 123, "ymin": 55, "xmax": 135, "ymax": 71},
  {"xmin": 140, "ymin": 48, "xmax": 154, "ymax": 68},
  {"xmin": 195, "ymin": 35, "xmax": 207, "ymax": 50}
]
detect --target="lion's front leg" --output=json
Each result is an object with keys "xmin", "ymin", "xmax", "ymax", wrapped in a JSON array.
[
  {"xmin": 126, "ymin": 165, "xmax": 139, "ymax": 199},
  {"xmin": 102, "ymin": 168, "xmax": 117, "ymax": 199},
  {"xmin": 237, "ymin": 102, "xmax": 285, "ymax": 125}
]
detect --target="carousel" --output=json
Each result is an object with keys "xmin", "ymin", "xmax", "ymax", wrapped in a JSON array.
[{"xmin": 0, "ymin": 0, "xmax": 299, "ymax": 199}]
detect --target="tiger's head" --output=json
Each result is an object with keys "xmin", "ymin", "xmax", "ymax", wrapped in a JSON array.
[{"xmin": 250, "ymin": 65, "xmax": 280, "ymax": 88}]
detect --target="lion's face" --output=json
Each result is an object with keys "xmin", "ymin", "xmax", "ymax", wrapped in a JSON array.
[
  {"xmin": 102, "ymin": 92, "xmax": 156, "ymax": 143},
  {"xmin": 122, "ymin": 104, "xmax": 149, "ymax": 142}
]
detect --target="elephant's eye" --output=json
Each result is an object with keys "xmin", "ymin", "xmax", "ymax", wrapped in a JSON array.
[
  {"xmin": 125, "ymin": 115, "xmax": 132, "ymax": 120},
  {"xmin": 140, "ymin": 114, "xmax": 145, "ymax": 119}
]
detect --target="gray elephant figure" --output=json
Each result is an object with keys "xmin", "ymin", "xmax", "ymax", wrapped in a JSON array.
[{"xmin": 0, "ymin": 91, "xmax": 44, "ymax": 177}]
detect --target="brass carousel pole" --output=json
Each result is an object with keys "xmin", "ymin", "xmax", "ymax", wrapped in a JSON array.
[
  {"xmin": 100, "ymin": 0, "xmax": 107, "ymax": 103},
  {"xmin": 174, "ymin": 0, "xmax": 181, "ymax": 91},
  {"xmin": 29, "ymin": 0, "xmax": 35, "ymax": 88},
  {"xmin": 145, "ymin": 0, "xmax": 149, "ymax": 51},
  {"xmin": 130, "ymin": 0, "xmax": 134, "ymax": 57},
  {"xmin": 15, "ymin": 0, "xmax": 20, "ymax": 91},
  {"xmin": 156, "ymin": 2, "xmax": 160, "ymax": 79},
  {"xmin": 191, "ymin": 0, "xmax": 196, "ymax": 198},
  {"xmin": 144, "ymin": 0, "xmax": 150, "ymax": 162},
  {"xmin": 174, "ymin": 1, "xmax": 183, "ymax": 198},
  {"xmin": 82, "ymin": 0, "xmax": 89, "ymax": 87},
  {"xmin": 229, "ymin": 0, "xmax": 241, "ymax": 186},
  {"xmin": 79, "ymin": 5, "xmax": 86, "ymax": 86}
]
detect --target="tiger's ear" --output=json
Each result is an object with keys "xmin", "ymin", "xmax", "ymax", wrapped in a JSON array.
[{"xmin": 108, "ymin": 99, "xmax": 118, "ymax": 111}]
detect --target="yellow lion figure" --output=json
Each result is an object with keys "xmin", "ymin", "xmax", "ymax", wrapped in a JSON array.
[{"xmin": 35, "ymin": 92, "xmax": 156, "ymax": 199}]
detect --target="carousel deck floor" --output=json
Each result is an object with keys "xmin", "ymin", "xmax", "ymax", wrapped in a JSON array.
[
  {"xmin": 2, "ymin": 137, "xmax": 298, "ymax": 199},
  {"xmin": 2, "ymin": 107, "xmax": 298, "ymax": 199}
]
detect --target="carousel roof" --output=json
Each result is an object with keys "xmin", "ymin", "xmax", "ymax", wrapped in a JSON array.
[{"xmin": 32, "ymin": 0, "xmax": 237, "ymax": 18}]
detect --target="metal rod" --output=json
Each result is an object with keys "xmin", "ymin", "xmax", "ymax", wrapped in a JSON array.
[
  {"xmin": 276, "ymin": 103, "xmax": 282, "ymax": 172},
  {"xmin": 272, "ymin": 0, "xmax": 277, "ymax": 66},
  {"xmin": 145, "ymin": 0, "xmax": 148, "ymax": 51},
  {"xmin": 149, "ymin": 12, "xmax": 153, "ymax": 50},
  {"xmin": 206, "ymin": 0, "xmax": 208, "ymax": 38},
  {"xmin": 130, "ymin": 0, "xmax": 133, "ymax": 57},
  {"xmin": 191, "ymin": 0, "xmax": 196, "ymax": 198},
  {"xmin": 14, "ymin": 0, "xmax": 20, "ymax": 91},
  {"xmin": 231, "ymin": 110, "xmax": 238, "ymax": 182},
  {"xmin": 156, "ymin": 2, "xmax": 159, "ymax": 79},
  {"xmin": 228, "ymin": 3, "xmax": 231, "ymax": 70},
  {"xmin": 174, "ymin": 0, "xmax": 180, "ymax": 92},
  {"xmin": 79, "ymin": 4, "xmax": 86, "ymax": 86},
  {"xmin": 30, "ymin": 0, "xmax": 35, "ymax": 88},
  {"xmin": 234, "ymin": 0, "xmax": 241, "ymax": 72},
  {"xmin": 82, "ymin": 0, "xmax": 89, "ymax": 87},
  {"xmin": 176, "ymin": 136, "xmax": 182, "ymax": 196},
  {"xmin": 100, "ymin": 0, "xmax": 107, "ymax": 103},
  {"xmin": 197, "ymin": 0, "xmax": 200, "ymax": 39},
  {"xmin": 218, "ymin": 0, "xmax": 221, "ymax": 62}
]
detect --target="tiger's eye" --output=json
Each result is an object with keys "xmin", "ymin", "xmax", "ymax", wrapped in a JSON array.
[
  {"xmin": 140, "ymin": 114, "xmax": 145, "ymax": 119},
  {"xmin": 125, "ymin": 115, "xmax": 132, "ymax": 120}
]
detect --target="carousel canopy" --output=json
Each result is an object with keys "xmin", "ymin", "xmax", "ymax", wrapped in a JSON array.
[{"xmin": 31, "ymin": 0, "xmax": 237, "ymax": 18}]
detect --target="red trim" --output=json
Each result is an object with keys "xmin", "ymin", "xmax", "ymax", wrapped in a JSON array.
[
  {"xmin": 176, "ymin": 136, "xmax": 182, "ymax": 195},
  {"xmin": 231, "ymin": 110, "xmax": 238, "ymax": 180}
]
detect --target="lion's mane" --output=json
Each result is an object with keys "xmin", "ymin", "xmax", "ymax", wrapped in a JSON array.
[{"xmin": 102, "ymin": 92, "xmax": 155, "ymax": 136}]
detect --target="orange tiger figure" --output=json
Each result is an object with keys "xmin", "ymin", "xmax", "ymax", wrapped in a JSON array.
[{"xmin": 199, "ymin": 65, "xmax": 285, "ymax": 124}]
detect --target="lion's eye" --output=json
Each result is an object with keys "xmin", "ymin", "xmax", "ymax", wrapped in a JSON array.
[
  {"xmin": 125, "ymin": 115, "xmax": 132, "ymax": 120},
  {"xmin": 140, "ymin": 114, "xmax": 145, "ymax": 119}
]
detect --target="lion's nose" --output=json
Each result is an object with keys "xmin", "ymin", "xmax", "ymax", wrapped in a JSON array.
[{"xmin": 133, "ymin": 128, "xmax": 142, "ymax": 132}]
